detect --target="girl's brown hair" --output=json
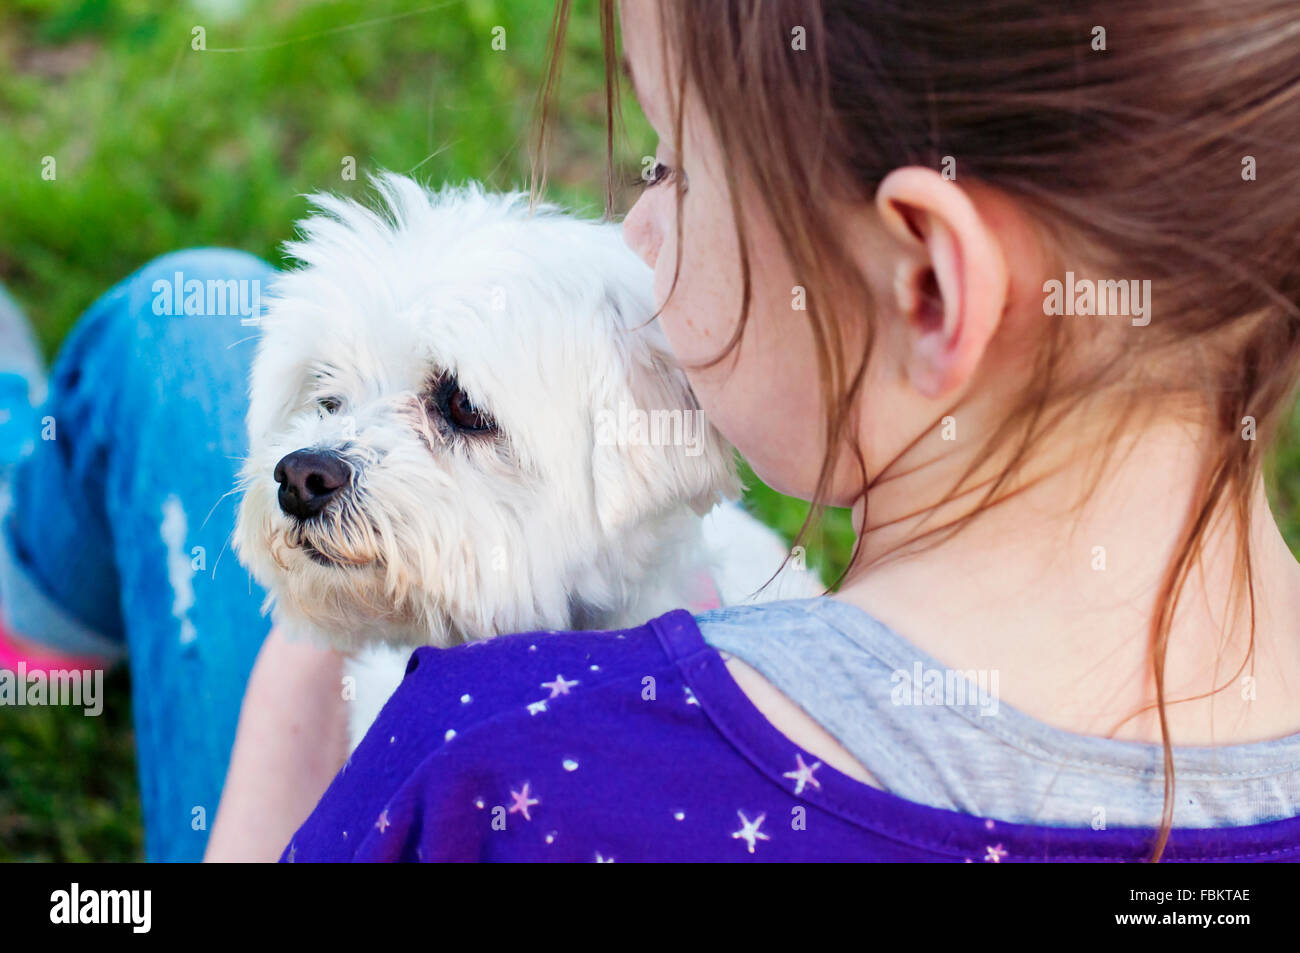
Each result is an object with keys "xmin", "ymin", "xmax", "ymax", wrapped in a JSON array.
[{"xmin": 536, "ymin": 1, "xmax": 1300, "ymax": 860}]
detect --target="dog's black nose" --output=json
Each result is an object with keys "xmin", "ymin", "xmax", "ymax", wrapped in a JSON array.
[{"xmin": 274, "ymin": 449, "xmax": 351, "ymax": 520}]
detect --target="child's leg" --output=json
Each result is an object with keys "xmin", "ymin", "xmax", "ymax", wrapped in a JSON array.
[{"xmin": 0, "ymin": 249, "xmax": 276, "ymax": 861}]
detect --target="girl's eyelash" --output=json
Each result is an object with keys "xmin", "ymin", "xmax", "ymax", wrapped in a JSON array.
[
  {"xmin": 635, "ymin": 160, "xmax": 684, "ymax": 191},
  {"xmin": 645, "ymin": 161, "xmax": 674, "ymax": 187}
]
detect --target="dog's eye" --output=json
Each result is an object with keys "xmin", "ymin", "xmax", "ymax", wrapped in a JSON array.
[
  {"xmin": 445, "ymin": 388, "xmax": 493, "ymax": 432},
  {"xmin": 318, "ymin": 397, "xmax": 342, "ymax": 414},
  {"xmin": 428, "ymin": 379, "xmax": 494, "ymax": 433}
]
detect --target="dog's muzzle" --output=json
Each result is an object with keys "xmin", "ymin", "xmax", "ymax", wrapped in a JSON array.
[{"xmin": 274, "ymin": 448, "xmax": 352, "ymax": 520}]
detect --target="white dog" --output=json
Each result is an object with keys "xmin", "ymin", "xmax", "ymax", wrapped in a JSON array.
[{"xmin": 233, "ymin": 175, "xmax": 817, "ymax": 745}]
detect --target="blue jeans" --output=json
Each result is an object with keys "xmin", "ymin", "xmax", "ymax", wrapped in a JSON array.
[{"xmin": 0, "ymin": 249, "xmax": 276, "ymax": 862}]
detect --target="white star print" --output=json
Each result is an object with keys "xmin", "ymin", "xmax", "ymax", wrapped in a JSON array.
[
  {"xmin": 683, "ymin": 686, "xmax": 699, "ymax": 706},
  {"xmin": 527, "ymin": 699, "xmax": 548, "ymax": 716},
  {"xmin": 731, "ymin": 811, "xmax": 771, "ymax": 854},
  {"xmin": 541, "ymin": 674, "xmax": 579, "ymax": 698},
  {"xmin": 509, "ymin": 782, "xmax": 540, "ymax": 822},
  {"xmin": 595, "ymin": 852, "xmax": 615, "ymax": 863},
  {"xmin": 984, "ymin": 843, "xmax": 1007, "ymax": 863},
  {"xmin": 782, "ymin": 753, "xmax": 823, "ymax": 795},
  {"xmin": 375, "ymin": 809, "xmax": 391, "ymax": 834}
]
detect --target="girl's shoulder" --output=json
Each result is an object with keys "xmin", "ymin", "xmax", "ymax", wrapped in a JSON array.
[
  {"xmin": 402, "ymin": 617, "xmax": 673, "ymax": 716},
  {"xmin": 362, "ymin": 617, "xmax": 686, "ymax": 760},
  {"xmin": 283, "ymin": 605, "xmax": 1300, "ymax": 863},
  {"xmin": 361, "ymin": 612, "xmax": 694, "ymax": 777},
  {"xmin": 284, "ymin": 611, "xmax": 724, "ymax": 861}
]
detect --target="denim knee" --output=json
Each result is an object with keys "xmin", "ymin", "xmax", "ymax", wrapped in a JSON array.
[
  {"xmin": 0, "ymin": 249, "xmax": 276, "ymax": 656},
  {"xmin": 123, "ymin": 248, "xmax": 275, "ymax": 339}
]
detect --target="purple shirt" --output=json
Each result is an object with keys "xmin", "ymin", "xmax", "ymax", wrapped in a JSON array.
[{"xmin": 283, "ymin": 610, "xmax": 1300, "ymax": 862}]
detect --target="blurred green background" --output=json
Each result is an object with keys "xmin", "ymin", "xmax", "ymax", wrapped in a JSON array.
[{"xmin": 0, "ymin": 0, "xmax": 852, "ymax": 860}]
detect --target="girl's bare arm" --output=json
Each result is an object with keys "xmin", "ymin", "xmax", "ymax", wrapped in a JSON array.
[{"xmin": 204, "ymin": 626, "xmax": 349, "ymax": 862}]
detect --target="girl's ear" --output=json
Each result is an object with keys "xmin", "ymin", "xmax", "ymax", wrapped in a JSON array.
[
  {"xmin": 874, "ymin": 167, "xmax": 1009, "ymax": 399},
  {"xmin": 589, "ymin": 301, "xmax": 741, "ymax": 538}
]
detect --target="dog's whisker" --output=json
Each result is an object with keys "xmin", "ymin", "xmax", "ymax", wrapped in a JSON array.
[
  {"xmin": 211, "ymin": 529, "xmax": 234, "ymax": 582},
  {"xmin": 201, "ymin": 485, "xmax": 244, "ymax": 531}
]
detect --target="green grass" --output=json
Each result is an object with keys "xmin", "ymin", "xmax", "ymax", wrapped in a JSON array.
[
  {"xmin": 0, "ymin": 669, "xmax": 139, "ymax": 861},
  {"xmin": 1, "ymin": 0, "xmax": 616, "ymax": 353},
  {"xmin": 0, "ymin": 0, "xmax": 850, "ymax": 861}
]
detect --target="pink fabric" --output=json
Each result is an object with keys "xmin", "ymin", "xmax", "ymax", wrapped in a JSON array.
[
  {"xmin": 0, "ymin": 618, "xmax": 106, "ymax": 673},
  {"xmin": 686, "ymin": 570, "xmax": 723, "ymax": 612}
]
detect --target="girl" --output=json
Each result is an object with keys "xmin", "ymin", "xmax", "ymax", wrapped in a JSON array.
[{"xmin": 6, "ymin": 0, "xmax": 1300, "ymax": 861}]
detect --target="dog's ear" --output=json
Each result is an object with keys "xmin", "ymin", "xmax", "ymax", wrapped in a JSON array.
[{"xmin": 590, "ymin": 298, "xmax": 741, "ymax": 537}]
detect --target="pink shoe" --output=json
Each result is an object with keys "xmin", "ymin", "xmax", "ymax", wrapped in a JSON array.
[{"xmin": 0, "ymin": 615, "xmax": 109, "ymax": 673}]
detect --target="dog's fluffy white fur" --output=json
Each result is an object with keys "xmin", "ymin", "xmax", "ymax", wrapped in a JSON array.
[{"xmin": 233, "ymin": 175, "xmax": 816, "ymax": 743}]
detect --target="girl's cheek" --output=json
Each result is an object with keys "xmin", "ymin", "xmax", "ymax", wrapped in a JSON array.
[{"xmin": 651, "ymin": 214, "xmax": 679, "ymax": 311}]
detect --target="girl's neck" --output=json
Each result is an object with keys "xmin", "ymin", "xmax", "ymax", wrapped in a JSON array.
[{"xmin": 835, "ymin": 412, "xmax": 1300, "ymax": 746}]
